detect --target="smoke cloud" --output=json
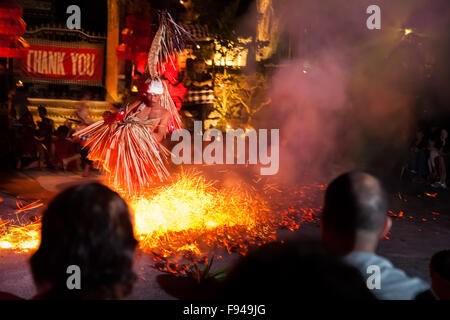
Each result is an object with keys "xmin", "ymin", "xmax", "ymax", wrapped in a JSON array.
[{"xmin": 242, "ymin": 0, "xmax": 450, "ymax": 184}]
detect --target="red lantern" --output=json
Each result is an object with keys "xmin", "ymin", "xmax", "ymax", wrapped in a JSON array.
[
  {"xmin": 116, "ymin": 14, "xmax": 152, "ymax": 74},
  {"xmin": 0, "ymin": 0, "xmax": 29, "ymax": 58}
]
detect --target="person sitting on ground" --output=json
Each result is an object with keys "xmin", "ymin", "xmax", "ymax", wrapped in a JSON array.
[
  {"xmin": 321, "ymin": 171, "xmax": 430, "ymax": 300},
  {"xmin": 431, "ymin": 129, "xmax": 449, "ymax": 189},
  {"xmin": 217, "ymin": 241, "xmax": 376, "ymax": 300},
  {"xmin": 30, "ymin": 183, "xmax": 138, "ymax": 299},
  {"xmin": 52, "ymin": 125, "xmax": 79, "ymax": 170},
  {"xmin": 430, "ymin": 249, "xmax": 450, "ymax": 300}
]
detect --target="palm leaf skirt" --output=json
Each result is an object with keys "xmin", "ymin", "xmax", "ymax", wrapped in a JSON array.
[{"xmin": 75, "ymin": 119, "xmax": 170, "ymax": 194}]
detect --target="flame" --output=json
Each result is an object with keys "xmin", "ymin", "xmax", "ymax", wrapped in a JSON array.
[
  {"xmin": 127, "ymin": 171, "xmax": 273, "ymax": 259},
  {"xmin": 0, "ymin": 200, "xmax": 42, "ymax": 252},
  {"xmin": 0, "ymin": 222, "xmax": 40, "ymax": 252},
  {"xmin": 0, "ymin": 171, "xmax": 321, "ymax": 273}
]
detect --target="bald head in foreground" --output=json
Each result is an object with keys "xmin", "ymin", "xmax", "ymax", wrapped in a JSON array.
[
  {"xmin": 321, "ymin": 172, "xmax": 431, "ymax": 300},
  {"xmin": 321, "ymin": 171, "xmax": 391, "ymax": 255}
]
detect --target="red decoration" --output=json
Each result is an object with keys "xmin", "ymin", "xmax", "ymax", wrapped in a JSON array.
[
  {"xmin": 162, "ymin": 57, "xmax": 186, "ymax": 110},
  {"xmin": 116, "ymin": 14, "xmax": 152, "ymax": 74},
  {"xmin": 0, "ymin": 0, "xmax": 29, "ymax": 58},
  {"xmin": 21, "ymin": 45, "xmax": 104, "ymax": 81},
  {"xmin": 114, "ymin": 110, "xmax": 127, "ymax": 122}
]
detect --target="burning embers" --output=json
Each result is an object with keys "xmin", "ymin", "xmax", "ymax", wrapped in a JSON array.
[
  {"xmin": 0, "ymin": 171, "xmax": 322, "ymax": 273},
  {"xmin": 0, "ymin": 200, "xmax": 42, "ymax": 251}
]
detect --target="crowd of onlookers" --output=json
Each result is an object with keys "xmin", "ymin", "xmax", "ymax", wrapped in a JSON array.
[
  {"xmin": 0, "ymin": 86, "xmax": 95, "ymax": 176},
  {"xmin": 407, "ymin": 125, "xmax": 449, "ymax": 189},
  {"xmin": 0, "ymin": 171, "xmax": 448, "ymax": 300}
]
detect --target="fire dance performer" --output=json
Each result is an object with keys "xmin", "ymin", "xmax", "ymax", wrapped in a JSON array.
[{"xmin": 75, "ymin": 11, "xmax": 191, "ymax": 194}]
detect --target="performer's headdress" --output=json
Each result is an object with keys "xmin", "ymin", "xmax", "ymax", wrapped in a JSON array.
[
  {"xmin": 146, "ymin": 11, "xmax": 194, "ymax": 80},
  {"xmin": 143, "ymin": 11, "xmax": 195, "ymax": 129}
]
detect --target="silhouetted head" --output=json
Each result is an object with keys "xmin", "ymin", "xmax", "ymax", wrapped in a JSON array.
[
  {"xmin": 56, "ymin": 125, "xmax": 69, "ymax": 139},
  {"xmin": 30, "ymin": 183, "xmax": 138, "ymax": 299},
  {"xmin": 430, "ymin": 250, "xmax": 450, "ymax": 300},
  {"xmin": 38, "ymin": 106, "xmax": 47, "ymax": 118},
  {"xmin": 218, "ymin": 241, "xmax": 375, "ymax": 300},
  {"xmin": 321, "ymin": 171, "xmax": 391, "ymax": 255},
  {"xmin": 193, "ymin": 59, "xmax": 206, "ymax": 73}
]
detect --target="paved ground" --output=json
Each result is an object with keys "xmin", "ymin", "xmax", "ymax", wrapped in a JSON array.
[{"xmin": 0, "ymin": 169, "xmax": 449, "ymax": 299}]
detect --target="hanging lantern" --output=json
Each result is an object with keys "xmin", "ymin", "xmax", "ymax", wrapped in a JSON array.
[
  {"xmin": 0, "ymin": 0, "xmax": 29, "ymax": 58},
  {"xmin": 116, "ymin": 14, "xmax": 152, "ymax": 74}
]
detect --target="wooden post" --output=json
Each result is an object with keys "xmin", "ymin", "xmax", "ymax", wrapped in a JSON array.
[{"xmin": 105, "ymin": 0, "xmax": 119, "ymax": 102}]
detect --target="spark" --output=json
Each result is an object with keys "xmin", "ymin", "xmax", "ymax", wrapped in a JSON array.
[
  {"xmin": 404, "ymin": 28, "xmax": 413, "ymax": 36},
  {"xmin": 15, "ymin": 200, "xmax": 43, "ymax": 214},
  {"xmin": 425, "ymin": 192, "xmax": 437, "ymax": 198},
  {"xmin": 0, "ymin": 220, "xmax": 41, "ymax": 252}
]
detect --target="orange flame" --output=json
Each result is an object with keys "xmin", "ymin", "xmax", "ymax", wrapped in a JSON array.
[
  {"xmin": 126, "ymin": 171, "xmax": 273, "ymax": 259},
  {"xmin": 0, "ymin": 171, "xmax": 320, "ymax": 273}
]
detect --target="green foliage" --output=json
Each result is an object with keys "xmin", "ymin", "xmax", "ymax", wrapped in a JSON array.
[
  {"xmin": 188, "ymin": 0, "xmax": 270, "ymax": 130},
  {"xmin": 188, "ymin": 255, "xmax": 228, "ymax": 283},
  {"xmin": 213, "ymin": 70, "xmax": 270, "ymax": 129}
]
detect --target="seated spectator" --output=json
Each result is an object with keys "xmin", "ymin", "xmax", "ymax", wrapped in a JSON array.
[
  {"xmin": 430, "ymin": 250, "xmax": 450, "ymax": 300},
  {"xmin": 217, "ymin": 241, "xmax": 375, "ymax": 300},
  {"xmin": 30, "ymin": 183, "xmax": 138, "ymax": 299},
  {"xmin": 52, "ymin": 125, "xmax": 79, "ymax": 170},
  {"xmin": 431, "ymin": 129, "xmax": 449, "ymax": 189},
  {"xmin": 321, "ymin": 171, "xmax": 430, "ymax": 299}
]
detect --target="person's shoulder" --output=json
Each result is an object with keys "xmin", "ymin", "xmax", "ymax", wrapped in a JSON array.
[
  {"xmin": 345, "ymin": 252, "xmax": 430, "ymax": 300},
  {"xmin": 345, "ymin": 251, "xmax": 393, "ymax": 268}
]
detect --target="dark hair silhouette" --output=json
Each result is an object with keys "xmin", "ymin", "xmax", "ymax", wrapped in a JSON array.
[
  {"xmin": 322, "ymin": 171, "xmax": 388, "ymax": 234},
  {"xmin": 38, "ymin": 106, "xmax": 47, "ymax": 116},
  {"xmin": 431, "ymin": 250, "xmax": 450, "ymax": 281},
  {"xmin": 56, "ymin": 125, "xmax": 69, "ymax": 138},
  {"xmin": 30, "ymin": 183, "xmax": 138, "ymax": 299}
]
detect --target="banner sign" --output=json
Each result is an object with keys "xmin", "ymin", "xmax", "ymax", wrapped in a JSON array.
[{"xmin": 21, "ymin": 45, "xmax": 104, "ymax": 82}]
